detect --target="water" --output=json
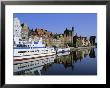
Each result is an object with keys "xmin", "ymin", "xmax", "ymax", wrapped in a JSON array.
[{"xmin": 14, "ymin": 48, "xmax": 97, "ymax": 75}]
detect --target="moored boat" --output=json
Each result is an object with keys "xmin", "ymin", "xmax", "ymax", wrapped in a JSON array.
[
  {"xmin": 56, "ymin": 47, "xmax": 70, "ymax": 53},
  {"xmin": 14, "ymin": 37, "xmax": 56, "ymax": 60}
]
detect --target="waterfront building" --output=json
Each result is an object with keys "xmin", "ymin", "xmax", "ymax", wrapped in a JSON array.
[
  {"xmin": 73, "ymin": 33, "xmax": 78, "ymax": 47},
  {"xmin": 85, "ymin": 38, "xmax": 91, "ymax": 46},
  {"xmin": 34, "ymin": 28, "xmax": 53, "ymax": 38},
  {"xmin": 89, "ymin": 36, "xmax": 96, "ymax": 46},
  {"xmin": 34, "ymin": 28, "xmax": 53, "ymax": 46},
  {"xmin": 52, "ymin": 34, "xmax": 65, "ymax": 47},
  {"xmin": 73, "ymin": 34, "xmax": 90, "ymax": 47},
  {"xmin": 14, "ymin": 17, "xmax": 93, "ymax": 48},
  {"xmin": 14, "ymin": 17, "xmax": 22, "ymax": 45},
  {"xmin": 28, "ymin": 29, "xmax": 34, "ymax": 37},
  {"xmin": 64, "ymin": 27, "xmax": 74, "ymax": 45},
  {"xmin": 21, "ymin": 23, "xmax": 29, "ymax": 41},
  {"xmin": 81, "ymin": 37, "xmax": 90, "ymax": 47}
]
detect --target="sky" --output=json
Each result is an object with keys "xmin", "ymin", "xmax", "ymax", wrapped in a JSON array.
[{"xmin": 14, "ymin": 13, "xmax": 97, "ymax": 38}]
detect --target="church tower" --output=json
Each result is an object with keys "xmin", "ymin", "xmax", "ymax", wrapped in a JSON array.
[{"xmin": 71, "ymin": 26, "xmax": 74, "ymax": 44}]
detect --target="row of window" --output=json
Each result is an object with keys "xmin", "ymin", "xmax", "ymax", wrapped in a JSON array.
[
  {"xmin": 17, "ymin": 44, "xmax": 35, "ymax": 47},
  {"xmin": 14, "ymin": 25, "xmax": 20, "ymax": 28},
  {"xmin": 18, "ymin": 50, "xmax": 40, "ymax": 53},
  {"xmin": 14, "ymin": 66, "xmax": 38, "ymax": 75},
  {"xmin": 17, "ymin": 62, "xmax": 40, "ymax": 69}
]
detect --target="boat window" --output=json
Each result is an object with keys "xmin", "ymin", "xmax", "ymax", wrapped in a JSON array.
[
  {"xmin": 18, "ymin": 51, "xmax": 26, "ymax": 53},
  {"xmin": 30, "ymin": 51, "xmax": 34, "ymax": 52}
]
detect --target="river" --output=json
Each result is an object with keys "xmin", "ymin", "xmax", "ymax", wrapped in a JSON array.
[{"xmin": 14, "ymin": 48, "xmax": 97, "ymax": 75}]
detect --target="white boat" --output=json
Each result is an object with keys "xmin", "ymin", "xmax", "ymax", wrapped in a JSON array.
[
  {"xmin": 57, "ymin": 52, "xmax": 70, "ymax": 56},
  {"xmin": 57, "ymin": 47, "xmax": 70, "ymax": 53},
  {"xmin": 14, "ymin": 37, "xmax": 56, "ymax": 60}
]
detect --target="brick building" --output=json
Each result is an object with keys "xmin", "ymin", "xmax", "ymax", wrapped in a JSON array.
[
  {"xmin": 64, "ymin": 27, "xmax": 74, "ymax": 45},
  {"xmin": 21, "ymin": 23, "xmax": 29, "ymax": 41}
]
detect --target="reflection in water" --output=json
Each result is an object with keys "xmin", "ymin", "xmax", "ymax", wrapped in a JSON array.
[
  {"xmin": 89, "ymin": 48, "xmax": 96, "ymax": 58},
  {"xmin": 14, "ymin": 55, "xmax": 56, "ymax": 75},
  {"xmin": 14, "ymin": 48, "xmax": 97, "ymax": 75}
]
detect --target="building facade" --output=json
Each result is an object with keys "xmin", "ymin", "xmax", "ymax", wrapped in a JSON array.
[
  {"xmin": 34, "ymin": 28, "xmax": 53, "ymax": 46},
  {"xmin": 14, "ymin": 17, "xmax": 22, "ymax": 45},
  {"xmin": 73, "ymin": 34, "xmax": 90, "ymax": 47},
  {"xmin": 64, "ymin": 27, "xmax": 74, "ymax": 46},
  {"xmin": 89, "ymin": 36, "xmax": 96, "ymax": 46},
  {"xmin": 21, "ymin": 23, "xmax": 29, "ymax": 41},
  {"xmin": 52, "ymin": 34, "xmax": 65, "ymax": 47}
]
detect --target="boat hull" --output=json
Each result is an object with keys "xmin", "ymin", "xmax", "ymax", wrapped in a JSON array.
[{"xmin": 14, "ymin": 47, "xmax": 56, "ymax": 60}]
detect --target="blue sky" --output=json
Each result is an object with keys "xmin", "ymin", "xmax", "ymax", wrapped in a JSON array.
[{"xmin": 14, "ymin": 13, "xmax": 97, "ymax": 38}]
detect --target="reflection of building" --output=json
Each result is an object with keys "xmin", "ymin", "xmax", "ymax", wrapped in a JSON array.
[
  {"xmin": 54, "ymin": 54, "xmax": 74, "ymax": 70},
  {"xmin": 54, "ymin": 48, "xmax": 91, "ymax": 70},
  {"xmin": 89, "ymin": 48, "xmax": 96, "ymax": 58}
]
